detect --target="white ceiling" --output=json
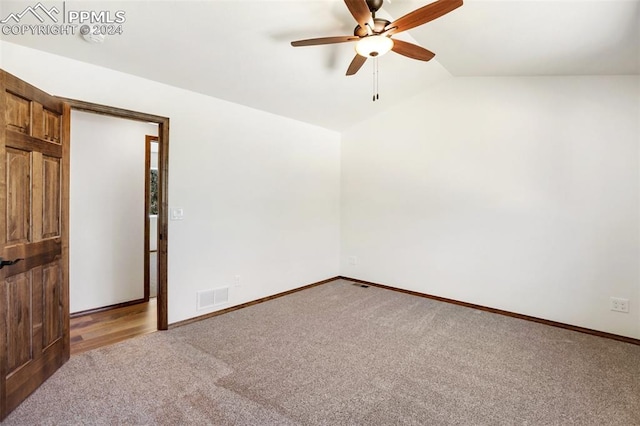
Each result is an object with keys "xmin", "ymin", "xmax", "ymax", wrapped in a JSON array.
[{"xmin": 1, "ymin": 0, "xmax": 638, "ymax": 131}]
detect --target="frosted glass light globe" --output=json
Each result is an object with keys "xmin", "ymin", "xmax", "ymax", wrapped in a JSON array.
[{"xmin": 355, "ymin": 35, "xmax": 394, "ymax": 58}]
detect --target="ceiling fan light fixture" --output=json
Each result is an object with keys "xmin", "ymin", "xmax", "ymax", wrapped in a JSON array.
[{"xmin": 355, "ymin": 35, "xmax": 394, "ymax": 58}]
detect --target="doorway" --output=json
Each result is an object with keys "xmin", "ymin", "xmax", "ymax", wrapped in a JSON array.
[
  {"xmin": 62, "ymin": 98, "xmax": 169, "ymax": 331},
  {"xmin": 145, "ymin": 135, "xmax": 159, "ymax": 300}
]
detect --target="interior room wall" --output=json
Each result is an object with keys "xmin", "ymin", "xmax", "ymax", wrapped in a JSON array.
[
  {"xmin": 341, "ymin": 75, "xmax": 640, "ymax": 339},
  {"xmin": 70, "ymin": 110, "xmax": 157, "ymax": 312},
  {"xmin": 1, "ymin": 41, "xmax": 341, "ymax": 324}
]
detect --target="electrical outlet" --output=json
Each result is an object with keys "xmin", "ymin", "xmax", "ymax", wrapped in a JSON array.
[
  {"xmin": 610, "ymin": 297, "xmax": 629, "ymax": 313},
  {"xmin": 234, "ymin": 275, "xmax": 241, "ymax": 287},
  {"xmin": 348, "ymin": 256, "xmax": 357, "ymax": 266}
]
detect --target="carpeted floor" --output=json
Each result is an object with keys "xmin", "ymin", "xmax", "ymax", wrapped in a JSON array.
[{"xmin": 4, "ymin": 279, "xmax": 640, "ymax": 425}]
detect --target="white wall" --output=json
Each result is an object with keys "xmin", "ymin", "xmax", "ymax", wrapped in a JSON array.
[
  {"xmin": 341, "ymin": 76, "xmax": 640, "ymax": 339},
  {"xmin": 70, "ymin": 111, "xmax": 157, "ymax": 312},
  {"xmin": 0, "ymin": 41, "xmax": 341, "ymax": 324}
]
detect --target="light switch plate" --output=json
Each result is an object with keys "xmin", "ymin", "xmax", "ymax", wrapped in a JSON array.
[{"xmin": 170, "ymin": 207, "xmax": 184, "ymax": 221}]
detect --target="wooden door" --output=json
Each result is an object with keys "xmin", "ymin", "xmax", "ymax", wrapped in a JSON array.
[{"xmin": 0, "ymin": 70, "xmax": 70, "ymax": 420}]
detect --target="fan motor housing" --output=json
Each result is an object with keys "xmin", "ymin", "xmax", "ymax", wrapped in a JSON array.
[{"xmin": 354, "ymin": 18, "xmax": 391, "ymax": 37}]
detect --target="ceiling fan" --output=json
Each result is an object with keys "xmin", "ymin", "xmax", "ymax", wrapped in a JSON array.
[{"xmin": 291, "ymin": 0, "xmax": 463, "ymax": 77}]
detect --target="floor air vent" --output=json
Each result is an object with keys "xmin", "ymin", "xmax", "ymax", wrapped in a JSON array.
[{"xmin": 197, "ymin": 287, "xmax": 229, "ymax": 310}]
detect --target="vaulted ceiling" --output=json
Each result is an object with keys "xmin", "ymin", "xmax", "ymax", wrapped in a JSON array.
[{"xmin": 2, "ymin": 0, "xmax": 638, "ymax": 130}]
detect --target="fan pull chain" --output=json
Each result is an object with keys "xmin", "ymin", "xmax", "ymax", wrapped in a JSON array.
[
  {"xmin": 372, "ymin": 58, "xmax": 376, "ymax": 102},
  {"xmin": 376, "ymin": 57, "xmax": 380, "ymax": 101},
  {"xmin": 372, "ymin": 57, "xmax": 380, "ymax": 102}
]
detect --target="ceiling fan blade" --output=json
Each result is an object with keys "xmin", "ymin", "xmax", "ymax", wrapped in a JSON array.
[
  {"xmin": 291, "ymin": 36, "xmax": 359, "ymax": 47},
  {"xmin": 344, "ymin": 0, "xmax": 375, "ymax": 32},
  {"xmin": 385, "ymin": 0, "xmax": 463, "ymax": 36},
  {"xmin": 346, "ymin": 54, "xmax": 367, "ymax": 76},
  {"xmin": 391, "ymin": 39, "xmax": 435, "ymax": 61}
]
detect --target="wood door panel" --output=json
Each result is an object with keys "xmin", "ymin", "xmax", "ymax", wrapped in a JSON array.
[
  {"xmin": 0, "ymin": 70, "xmax": 69, "ymax": 420},
  {"xmin": 5, "ymin": 148, "xmax": 31, "ymax": 245},
  {"xmin": 5, "ymin": 92, "xmax": 30, "ymax": 135},
  {"xmin": 43, "ymin": 110, "xmax": 61, "ymax": 144},
  {"xmin": 42, "ymin": 156, "xmax": 61, "ymax": 239},
  {"xmin": 42, "ymin": 260, "xmax": 62, "ymax": 347},
  {"xmin": 5, "ymin": 338, "xmax": 65, "ymax": 415},
  {"xmin": 4, "ymin": 271, "xmax": 32, "ymax": 375}
]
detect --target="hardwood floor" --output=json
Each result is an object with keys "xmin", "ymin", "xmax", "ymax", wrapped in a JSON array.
[{"xmin": 70, "ymin": 298, "xmax": 157, "ymax": 355}]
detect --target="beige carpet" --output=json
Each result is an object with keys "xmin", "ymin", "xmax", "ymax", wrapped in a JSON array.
[{"xmin": 4, "ymin": 279, "xmax": 640, "ymax": 425}]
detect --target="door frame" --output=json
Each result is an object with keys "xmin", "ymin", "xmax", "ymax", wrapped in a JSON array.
[{"xmin": 60, "ymin": 98, "xmax": 169, "ymax": 330}]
